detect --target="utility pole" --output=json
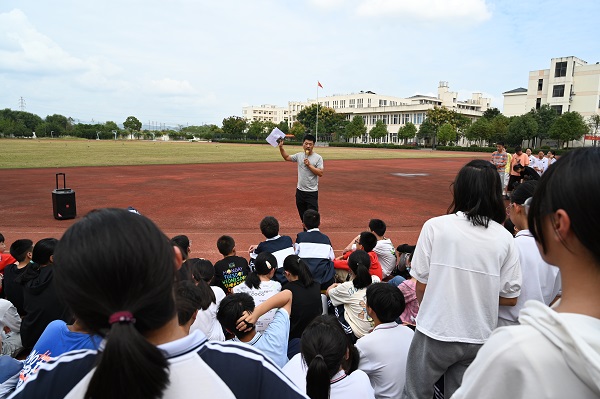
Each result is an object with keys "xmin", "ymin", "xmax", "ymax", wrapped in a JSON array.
[{"xmin": 18, "ymin": 97, "xmax": 26, "ymax": 111}]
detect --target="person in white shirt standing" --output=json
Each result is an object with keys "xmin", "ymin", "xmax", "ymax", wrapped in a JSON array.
[
  {"xmin": 401, "ymin": 160, "xmax": 522, "ymax": 399},
  {"xmin": 357, "ymin": 283, "xmax": 414, "ymax": 398},
  {"xmin": 532, "ymin": 150, "xmax": 548, "ymax": 176}
]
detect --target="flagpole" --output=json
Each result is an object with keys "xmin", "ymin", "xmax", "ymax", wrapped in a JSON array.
[{"xmin": 316, "ymin": 82, "xmax": 319, "ymax": 142}]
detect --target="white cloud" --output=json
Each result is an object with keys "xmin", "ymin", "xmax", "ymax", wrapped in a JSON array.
[
  {"xmin": 355, "ymin": 0, "xmax": 491, "ymax": 22},
  {"xmin": 309, "ymin": 0, "xmax": 348, "ymax": 9},
  {"xmin": 149, "ymin": 78, "xmax": 197, "ymax": 96}
]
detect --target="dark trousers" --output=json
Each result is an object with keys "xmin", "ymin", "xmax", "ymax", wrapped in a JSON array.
[{"xmin": 296, "ymin": 189, "xmax": 319, "ymax": 221}]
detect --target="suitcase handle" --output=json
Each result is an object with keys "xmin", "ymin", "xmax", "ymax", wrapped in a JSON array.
[{"xmin": 56, "ymin": 173, "xmax": 67, "ymax": 190}]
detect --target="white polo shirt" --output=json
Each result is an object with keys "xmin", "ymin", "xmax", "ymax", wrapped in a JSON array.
[
  {"xmin": 356, "ymin": 322, "xmax": 414, "ymax": 398},
  {"xmin": 411, "ymin": 212, "xmax": 521, "ymax": 344},
  {"xmin": 374, "ymin": 239, "xmax": 396, "ymax": 278}
]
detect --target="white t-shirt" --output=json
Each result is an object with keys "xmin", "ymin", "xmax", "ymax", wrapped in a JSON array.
[
  {"xmin": 190, "ymin": 286, "xmax": 226, "ymax": 341},
  {"xmin": 283, "ymin": 354, "xmax": 375, "ymax": 399},
  {"xmin": 411, "ymin": 212, "xmax": 521, "ymax": 344},
  {"xmin": 498, "ymin": 230, "xmax": 561, "ymax": 325},
  {"xmin": 374, "ymin": 239, "xmax": 396, "ymax": 278},
  {"xmin": 328, "ymin": 280, "xmax": 374, "ymax": 338},
  {"xmin": 356, "ymin": 322, "xmax": 414, "ymax": 398},
  {"xmin": 233, "ymin": 280, "xmax": 282, "ymax": 332},
  {"xmin": 452, "ymin": 301, "xmax": 600, "ymax": 398}
]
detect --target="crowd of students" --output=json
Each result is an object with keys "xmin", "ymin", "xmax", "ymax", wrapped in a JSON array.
[{"xmin": 0, "ymin": 147, "xmax": 599, "ymax": 398}]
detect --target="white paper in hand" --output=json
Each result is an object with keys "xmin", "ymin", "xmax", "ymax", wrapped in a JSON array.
[{"xmin": 266, "ymin": 128, "xmax": 286, "ymax": 147}]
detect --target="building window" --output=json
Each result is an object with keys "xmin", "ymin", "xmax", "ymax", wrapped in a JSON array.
[
  {"xmin": 538, "ymin": 79, "xmax": 543, "ymax": 91},
  {"xmin": 349, "ymin": 99, "xmax": 355, "ymax": 108},
  {"xmin": 536, "ymin": 98, "xmax": 541, "ymax": 109},
  {"xmin": 402, "ymin": 114, "xmax": 411, "ymax": 124},
  {"xmin": 392, "ymin": 114, "xmax": 399, "ymax": 124},
  {"xmin": 340, "ymin": 100, "xmax": 345, "ymax": 108},
  {"xmin": 367, "ymin": 99, "xmax": 371, "ymax": 107},
  {"xmin": 552, "ymin": 85, "xmax": 565, "ymax": 97},
  {"xmin": 555, "ymin": 61, "xmax": 567, "ymax": 77},
  {"xmin": 379, "ymin": 99, "xmax": 387, "ymax": 107},
  {"xmin": 357, "ymin": 99, "xmax": 363, "ymax": 108},
  {"xmin": 551, "ymin": 105, "xmax": 563, "ymax": 115},
  {"xmin": 382, "ymin": 115, "xmax": 387, "ymax": 124}
]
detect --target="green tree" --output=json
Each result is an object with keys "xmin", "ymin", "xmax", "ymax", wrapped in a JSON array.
[
  {"xmin": 417, "ymin": 119, "xmax": 436, "ymax": 143},
  {"xmin": 290, "ymin": 122, "xmax": 306, "ymax": 140},
  {"xmin": 0, "ymin": 109, "xmax": 43, "ymax": 133},
  {"xmin": 530, "ymin": 104, "xmax": 558, "ymax": 147},
  {"xmin": 277, "ymin": 120, "xmax": 290, "ymax": 134},
  {"xmin": 548, "ymin": 111, "xmax": 588, "ymax": 148},
  {"xmin": 45, "ymin": 114, "xmax": 69, "ymax": 136},
  {"xmin": 369, "ymin": 120, "xmax": 388, "ymax": 142},
  {"xmin": 345, "ymin": 115, "xmax": 367, "ymax": 143},
  {"xmin": 465, "ymin": 117, "xmax": 492, "ymax": 145},
  {"xmin": 489, "ymin": 114, "xmax": 509, "ymax": 146},
  {"xmin": 437, "ymin": 123, "xmax": 456, "ymax": 145},
  {"xmin": 587, "ymin": 114, "xmax": 600, "ymax": 147},
  {"xmin": 221, "ymin": 116, "xmax": 247, "ymax": 139},
  {"xmin": 123, "ymin": 116, "xmax": 142, "ymax": 138},
  {"xmin": 296, "ymin": 104, "xmax": 345, "ymax": 141},
  {"xmin": 246, "ymin": 120, "xmax": 264, "ymax": 140},
  {"xmin": 482, "ymin": 107, "xmax": 501, "ymax": 120},
  {"xmin": 398, "ymin": 122, "xmax": 417, "ymax": 144},
  {"xmin": 262, "ymin": 121, "xmax": 277, "ymax": 140},
  {"xmin": 507, "ymin": 114, "xmax": 537, "ymax": 148}
]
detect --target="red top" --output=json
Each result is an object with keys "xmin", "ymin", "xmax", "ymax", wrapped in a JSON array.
[{"xmin": 334, "ymin": 250, "xmax": 382, "ymax": 280}]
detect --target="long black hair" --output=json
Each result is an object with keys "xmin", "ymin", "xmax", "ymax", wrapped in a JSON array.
[
  {"xmin": 302, "ymin": 315, "xmax": 349, "ymax": 399},
  {"xmin": 53, "ymin": 208, "xmax": 176, "ymax": 399},
  {"xmin": 245, "ymin": 252, "xmax": 277, "ymax": 289},
  {"xmin": 529, "ymin": 147, "xmax": 600, "ymax": 265},
  {"xmin": 15, "ymin": 238, "xmax": 58, "ymax": 285},
  {"xmin": 180, "ymin": 258, "xmax": 216, "ymax": 307},
  {"xmin": 448, "ymin": 159, "xmax": 505, "ymax": 227},
  {"xmin": 283, "ymin": 254, "xmax": 314, "ymax": 287},
  {"xmin": 348, "ymin": 250, "xmax": 372, "ymax": 289}
]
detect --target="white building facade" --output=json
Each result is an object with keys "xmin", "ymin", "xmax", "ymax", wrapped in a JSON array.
[
  {"xmin": 244, "ymin": 82, "xmax": 491, "ymax": 145},
  {"xmin": 503, "ymin": 56, "xmax": 600, "ymax": 118},
  {"xmin": 242, "ymin": 104, "xmax": 289, "ymax": 124}
]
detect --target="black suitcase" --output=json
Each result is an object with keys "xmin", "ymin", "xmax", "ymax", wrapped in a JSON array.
[{"xmin": 52, "ymin": 173, "xmax": 76, "ymax": 220}]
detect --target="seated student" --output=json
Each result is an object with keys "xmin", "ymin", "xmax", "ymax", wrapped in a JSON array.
[
  {"xmin": 232, "ymin": 253, "xmax": 282, "ymax": 332},
  {"xmin": 452, "ymin": 147, "xmax": 600, "ymax": 399},
  {"xmin": 248, "ymin": 216, "xmax": 295, "ymax": 285},
  {"xmin": 327, "ymin": 250, "xmax": 379, "ymax": 342},
  {"xmin": 10, "ymin": 209, "xmax": 306, "ymax": 399},
  {"xmin": 386, "ymin": 243, "xmax": 415, "ymax": 286},
  {"xmin": 3, "ymin": 240, "xmax": 33, "ymax": 316},
  {"xmin": 10, "ymin": 319, "xmax": 102, "ymax": 394},
  {"xmin": 0, "ymin": 299, "xmax": 21, "ymax": 357},
  {"xmin": 212, "ymin": 235, "xmax": 250, "ymax": 295},
  {"xmin": 181, "ymin": 258, "xmax": 226, "ymax": 341},
  {"xmin": 218, "ymin": 290, "xmax": 292, "ymax": 368},
  {"xmin": 0, "ymin": 234, "xmax": 16, "ymax": 295},
  {"xmin": 356, "ymin": 283, "xmax": 414, "ymax": 398},
  {"xmin": 498, "ymin": 181, "xmax": 561, "ymax": 327},
  {"xmin": 282, "ymin": 255, "xmax": 322, "ymax": 341},
  {"xmin": 171, "ymin": 235, "xmax": 191, "ymax": 262},
  {"xmin": 294, "ymin": 210, "xmax": 336, "ymax": 291},
  {"xmin": 17, "ymin": 238, "xmax": 72, "ymax": 352},
  {"xmin": 283, "ymin": 315, "xmax": 375, "ymax": 399},
  {"xmin": 343, "ymin": 220, "xmax": 396, "ymax": 279},
  {"xmin": 175, "ymin": 280, "xmax": 205, "ymax": 335},
  {"xmin": 335, "ymin": 232, "xmax": 383, "ymax": 281}
]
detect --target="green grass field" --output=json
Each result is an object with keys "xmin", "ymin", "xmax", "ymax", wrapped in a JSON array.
[{"xmin": 0, "ymin": 138, "xmax": 478, "ymax": 169}]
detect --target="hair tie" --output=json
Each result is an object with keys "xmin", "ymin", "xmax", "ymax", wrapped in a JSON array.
[
  {"xmin": 109, "ymin": 311, "xmax": 136, "ymax": 325},
  {"xmin": 314, "ymin": 354, "xmax": 324, "ymax": 361},
  {"xmin": 265, "ymin": 260, "xmax": 273, "ymax": 270}
]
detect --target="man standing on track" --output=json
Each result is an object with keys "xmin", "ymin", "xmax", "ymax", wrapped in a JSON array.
[{"xmin": 278, "ymin": 134, "xmax": 324, "ymax": 221}]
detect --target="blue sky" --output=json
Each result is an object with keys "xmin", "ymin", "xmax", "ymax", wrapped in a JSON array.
[{"xmin": 1, "ymin": 0, "xmax": 599, "ymax": 127}]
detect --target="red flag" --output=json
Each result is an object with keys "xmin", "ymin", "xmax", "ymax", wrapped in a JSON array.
[{"xmin": 318, "ymin": 81, "xmax": 323, "ymax": 88}]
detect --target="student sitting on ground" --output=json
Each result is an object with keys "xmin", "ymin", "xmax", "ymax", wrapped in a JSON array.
[
  {"xmin": 175, "ymin": 280, "xmax": 206, "ymax": 335},
  {"xmin": 181, "ymin": 258, "xmax": 226, "ymax": 341},
  {"xmin": 327, "ymin": 250, "xmax": 379, "ymax": 342},
  {"xmin": 232, "ymin": 253, "xmax": 282, "ymax": 332},
  {"xmin": 335, "ymin": 232, "xmax": 383, "ymax": 281},
  {"xmin": 282, "ymin": 255, "xmax": 322, "ymax": 341},
  {"xmin": 3, "ymin": 239, "xmax": 33, "ymax": 317},
  {"xmin": 218, "ymin": 290, "xmax": 292, "ymax": 368},
  {"xmin": 248, "ymin": 216, "xmax": 295, "ymax": 285},
  {"xmin": 343, "ymin": 219, "xmax": 396, "ymax": 280},
  {"xmin": 356, "ymin": 283, "xmax": 414, "ymax": 398},
  {"xmin": 283, "ymin": 315, "xmax": 375, "ymax": 399},
  {"xmin": 0, "ymin": 299, "xmax": 21, "ymax": 357},
  {"xmin": 0, "ymin": 233, "xmax": 16, "ymax": 295},
  {"xmin": 10, "ymin": 208, "xmax": 305, "ymax": 399},
  {"xmin": 294, "ymin": 210, "xmax": 336, "ymax": 291},
  {"xmin": 212, "ymin": 235, "xmax": 250, "ymax": 295}
]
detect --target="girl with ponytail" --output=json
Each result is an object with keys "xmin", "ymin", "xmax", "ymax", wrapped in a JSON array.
[
  {"xmin": 283, "ymin": 254, "xmax": 322, "ymax": 340},
  {"xmin": 282, "ymin": 315, "xmax": 374, "ymax": 399},
  {"xmin": 326, "ymin": 250, "xmax": 378, "ymax": 342},
  {"xmin": 11, "ymin": 209, "xmax": 306, "ymax": 399}
]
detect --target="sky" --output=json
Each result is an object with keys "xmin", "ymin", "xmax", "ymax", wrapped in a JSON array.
[{"xmin": 1, "ymin": 0, "xmax": 599, "ymax": 128}]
